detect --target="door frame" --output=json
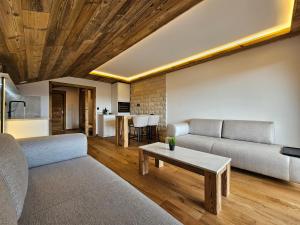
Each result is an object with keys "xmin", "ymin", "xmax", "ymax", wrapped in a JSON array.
[
  {"xmin": 79, "ymin": 88, "xmax": 90, "ymax": 135},
  {"xmin": 51, "ymin": 90, "xmax": 66, "ymax": 133},
  {"xmin": 49, "ymin": 81, "xmax": 96, "ymax": 136}
]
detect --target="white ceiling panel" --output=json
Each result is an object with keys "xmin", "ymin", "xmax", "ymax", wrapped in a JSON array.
[{"xmin": 94, "ymin": 0, "xmax": 293, "ymax": 77}]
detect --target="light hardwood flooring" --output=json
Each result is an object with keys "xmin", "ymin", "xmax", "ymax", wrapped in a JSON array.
[{"xmin": 88, "ymin": 137, "xmax": 300, "ymax": 225}]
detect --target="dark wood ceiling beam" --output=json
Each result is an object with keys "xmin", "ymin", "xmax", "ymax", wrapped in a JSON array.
[
  {"xmin": 43, "ymin": 2, "xmax": 101, "ymax": 79},
  {"xmin": 22, "ymin": 3, "xmax": 50, "ymax": 80},
  {"xmin": 47, "ymin": 0, "xmax": 131, "ymax": 79},
  {"xmin": 0, "ymin": 30, "xmax": 21, "ymax": 82},
  {"xmin": 292, "ymin": 0, "xmax": 300, "ymax": 32},
  {"xmin": 0, "ymin": 0, "xmax": 27, "ymax": 81},
  {"xmin": 21, "ymin": 0, "xmax": 52, "ymax": 12},
  {"xmin": 38, "ymin": 0, "xmax": 86, "ymax": 80}
]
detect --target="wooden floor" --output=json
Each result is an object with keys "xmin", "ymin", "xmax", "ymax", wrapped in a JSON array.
[
  {"xmin": 88, "ymin": 137, "xmax": 300, "ymax": 225},
  {"xmin": 52, "ymin": 128, "xmax": 83, "ymax": 135}
]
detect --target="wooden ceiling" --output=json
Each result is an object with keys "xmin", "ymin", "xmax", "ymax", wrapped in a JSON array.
[
  {"xmin": 0, "ymin": 0, "xmax": 201, "ymax": 84},
  {"xmin": 293, "ymin": 0, "xmax": 300, "ymax": 32},
  {"xmin": 0, "ymin": 0, "xmax": 299, "ymax": 84}
]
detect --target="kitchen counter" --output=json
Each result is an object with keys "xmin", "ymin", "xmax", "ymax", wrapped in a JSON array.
[
  {"xmin": 7, "ymin": 118, "xmax": 49, "ymax": 121},
  {"xmin": 98, "ymin": 114, "xmax": 115, "ymax": 137},
  {"xmin": 5, "ymin": 118, "xmax": 49, "ymax": 139}
]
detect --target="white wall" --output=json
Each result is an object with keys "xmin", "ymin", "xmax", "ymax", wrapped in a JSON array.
[
  {"xmin": 17, "ymin": 77, "xmax": 112, "ymax": 134},
  {"xmin": 167, "ymin": 36, "xmax": 300, "ymax": 147}
]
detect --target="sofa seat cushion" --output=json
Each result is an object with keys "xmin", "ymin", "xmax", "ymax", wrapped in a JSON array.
[
  {"xmin": 0, "ymin": 178, "xmax": 17, "ymax": 225},
  {"xmin": 176, "ymin": 134, "xmax": 219, "ymax": 153},
  {"xmin": 0, "ymin": 134, "xmax": 28, "ymax": 219},
  {"xmin": 19, "ymin": 156, "xmax": 181, "ymax": 225},
  {"xmin": 211, "ymin": 139, "xmax": 289, "ymax": 180},
  {"xmin": 189, "ymin": 119, "xmax": 223, "ymax": 138}
]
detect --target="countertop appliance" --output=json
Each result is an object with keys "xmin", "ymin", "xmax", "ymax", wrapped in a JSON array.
[{"xmin": 118, "ymin": 102, "xmax": 130, "ymax": 113}]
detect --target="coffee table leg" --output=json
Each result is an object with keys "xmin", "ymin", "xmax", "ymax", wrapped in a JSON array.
[
  {"xmin": 204, "ymin": 171, "xmax": 221, "ymax": 215},
  {"xmin": 139, "ymin": 149, "xmax": 149, "ymax": 175},
  {"xmin": 222, "ymin": 164, "xmax": 230, "ymax": 197},
  {"xmin": 155, "ymin": 158, "xmax": 164, "ymax": 168}
]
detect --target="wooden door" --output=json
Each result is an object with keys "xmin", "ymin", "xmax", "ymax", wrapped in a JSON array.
[{"xmin": 51, "ymin": 90, "xmax": 66, "ymax": 134}]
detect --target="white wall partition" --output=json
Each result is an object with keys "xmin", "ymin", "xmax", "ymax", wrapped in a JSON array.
[
  {"xmin": 167, "ymin": 36, "xmax": 300, "ymax": 147},
  {"xmin": 17, "ymin": 77, "xmax": 112, "ymax": 135}
]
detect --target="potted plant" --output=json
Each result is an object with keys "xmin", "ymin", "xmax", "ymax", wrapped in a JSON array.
[
  {"xmin": 102, "ymin": 108, "xmax": 108, "ymax": 115},
  {"xmin": 168, "ymin": 137, "xmax": 176, "ymax": 151}
]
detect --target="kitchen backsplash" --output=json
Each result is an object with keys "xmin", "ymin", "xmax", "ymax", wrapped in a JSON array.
[{"xmin": 6, "ymin": 96, "xmax": 41, "ymax": 118}]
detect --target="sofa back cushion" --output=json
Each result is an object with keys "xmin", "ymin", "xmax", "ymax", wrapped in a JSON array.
[
  {"xmin": 222, "ymin": 120, "xmax": 275, "ymax": 144},
  {"xmin": 0, "ymin": 134, "xmax": 28, "ymax": 219},
  {"xmin": 18, "ymin": 133, "xmax": 88, "ymax": 168},
  {"xmin": 0, "ymin": 178, "xmax": 17, "ymax": 225},
  {"xmin": 189, "ymin": 119, "xmax": 223, "ymax": 138}
]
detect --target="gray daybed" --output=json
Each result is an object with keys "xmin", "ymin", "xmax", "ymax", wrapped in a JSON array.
[{"xmin": 0, "ymin": 133, "xmax": 181, "ymax": 225}]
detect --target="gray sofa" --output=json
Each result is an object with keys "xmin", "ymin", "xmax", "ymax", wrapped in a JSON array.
[
  {"xmin": 168, "ymin": 119, "xmax": 300, "ymax": 183},
  {"xmin": 0, "ymin": 133, "xmax": 181, "ymax": 225}
]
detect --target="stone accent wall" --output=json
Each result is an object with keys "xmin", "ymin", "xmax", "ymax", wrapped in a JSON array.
[{"xmin": 130, "ymin": 75, "xmax": 167, "ymax": 139}]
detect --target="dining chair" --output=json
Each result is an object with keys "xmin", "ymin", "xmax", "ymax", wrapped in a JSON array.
[
  {"xmin": 147, "ymin": 115, "xmax": 160, "ymax": 142},
  {"xmin": 130, "ymin": 115, "xmax": 149, "ymax": 142}
]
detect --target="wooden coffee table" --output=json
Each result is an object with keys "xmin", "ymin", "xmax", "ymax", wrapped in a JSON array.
[{"xmin": 139, "ymin": 142, "xmax": 231, "ymax": 215}]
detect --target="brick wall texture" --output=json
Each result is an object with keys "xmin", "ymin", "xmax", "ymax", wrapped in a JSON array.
[{"xmin": 130, "ymin": 75, "xmax": 167, "ymax": 138}]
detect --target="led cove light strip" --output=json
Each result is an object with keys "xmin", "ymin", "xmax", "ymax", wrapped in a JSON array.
[{"xmin": 90, "ymin": 0, "xmax": 295, "ymax": 82}]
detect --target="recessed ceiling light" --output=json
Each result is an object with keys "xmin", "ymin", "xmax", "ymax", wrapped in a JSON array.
[
  {"xmin": 19, "ymin": 81, "xmax": 28, "ymax": 84},
  {"xmin": 90, "ymin": 0, "xmax": 295, "ymax": 82}
]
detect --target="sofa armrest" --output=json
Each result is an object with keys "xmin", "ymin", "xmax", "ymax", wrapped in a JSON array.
[
  {"xmin": 167, "ymin": 123, "xmax": 190, "ymax": 137},
  {"xmin": 290, "ymin": 157, "xmax": 300, "ymax": 183},
  {"xmin": 18, "ymin": 133, "xmax": 87, "ymax": 168}
]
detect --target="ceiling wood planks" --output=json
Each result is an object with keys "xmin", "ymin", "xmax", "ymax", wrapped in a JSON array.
[
  {"xmin": 65, "ymin": 0, "xmax": 203, "ymax": 79},
  {"xmin": 0, "ymin": 0, "xmax": 201, "ymax": 83},
  {"xmin": 38, "ymin": 0, "xmax": 86, "ymax": 80},
  {"xmin": 0, "ymin": 0, "xmax": 27, "ymax": 82},
  {"xmin": 292, "ymin": 0, "xmax": 300, "ymax": 32},
  {"xmin": 23, "ymin": 7, "xmax": 49, "ymax": 79},
  {"xmin": 0, "ymin": 0, "xmax": 298, "ymax": 84}
]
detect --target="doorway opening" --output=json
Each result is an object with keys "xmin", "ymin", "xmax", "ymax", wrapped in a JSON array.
[{"xmin": 49, "ymin": 82, "xmax": 96, "ymax": 136}]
